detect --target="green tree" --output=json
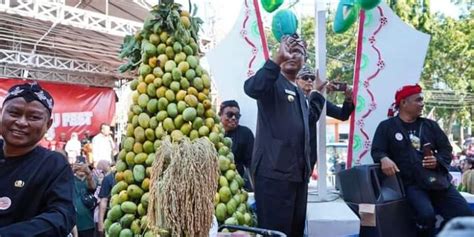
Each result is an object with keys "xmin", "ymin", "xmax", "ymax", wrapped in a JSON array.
[{"xmin": 389, "ymin": 0, "xmax": 473, "ymax": 137}]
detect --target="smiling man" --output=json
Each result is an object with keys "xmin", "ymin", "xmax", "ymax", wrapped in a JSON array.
[
  {"xmin": 0, "ymin": 83, "xmax": 75, "ymax": 236},
  {"xmin": 371, "ymin": 84, "xmax": 473, "ymax": 236}
]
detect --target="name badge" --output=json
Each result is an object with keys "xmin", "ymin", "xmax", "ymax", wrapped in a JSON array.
[{"xmin": 284, "ymin": 89, "xmax": 296, "ymax": 96}]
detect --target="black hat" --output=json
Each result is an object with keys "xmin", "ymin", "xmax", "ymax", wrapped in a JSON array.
[
  {"xmin": 2, "ymin": 82, "xmax": 54, "ymax": 115},
  {"xmin": 219, "ymin": 100, "xmax": 240, "ymax": 115}
]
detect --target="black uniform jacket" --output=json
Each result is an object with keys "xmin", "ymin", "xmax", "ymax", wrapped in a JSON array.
[
  {"xmin": 371, "ymin": 116, "xmax": 452, "ymax": 185},
  {"xmin": 244, "ymin": 60, "xmax": 325, "ymax": 182}
]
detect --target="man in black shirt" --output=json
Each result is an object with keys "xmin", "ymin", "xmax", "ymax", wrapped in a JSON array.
[
  {"xmin": 0, "ymin": 83, "xmax": 75, "ymax": 236},
  {"xmin": 219, "ymin": 100, "xmax": 255, "ymax": 191},
  {"xmin": 371, "ymin": 84, "xmax": 472, "ymax": 236}
]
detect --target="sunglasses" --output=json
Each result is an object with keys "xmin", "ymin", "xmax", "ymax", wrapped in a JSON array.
[
  {"xmin": 225, "ymin": 112, "xmax": 241, "ymax": 119},
  {"xmin": 300, "ymin": 75, "xmax": 315, "ymax": 81}
]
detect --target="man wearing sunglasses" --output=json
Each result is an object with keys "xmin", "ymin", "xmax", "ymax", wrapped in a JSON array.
[
  {"xmin": 296, "ymin": 65, "xmax": 354, "ymax": 122},
  {"xmin": 244, "ymin": 34, "xmax": 326, "ymax": 236},
  {"xmin": 218, "ymin": 100, "xmax": 254, "ymax": 191}
]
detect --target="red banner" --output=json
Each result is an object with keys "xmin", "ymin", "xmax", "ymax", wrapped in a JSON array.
[{"xmin": 0, "ymin": 78, "xmax": 116, "ymax": 140}]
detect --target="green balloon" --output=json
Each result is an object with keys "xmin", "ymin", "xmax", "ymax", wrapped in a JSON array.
[
  {"xmin": 261, "ymin": 0, "xmax": 284, "ymax": 13},
  {"xmin": 333, "ymin": 0, "xmax": 360, "ymax": 34},
  {"xmin": 271, "ymin": 9, "xmax": 298, "ymax": 42},
  {"xmin": 358, "ymin": 0, "xmax": 381, "ymax": 10}
]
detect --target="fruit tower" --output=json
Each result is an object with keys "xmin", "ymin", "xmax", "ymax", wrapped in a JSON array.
[{"xmin": 104, "ymin": 1, "xmax": 254, "ymax": 236}]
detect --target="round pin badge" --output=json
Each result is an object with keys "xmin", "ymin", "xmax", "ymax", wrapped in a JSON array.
[
  {"xmin": 287, "ymin": 95, "xmax": 295, "ymax": 102},
  {"xmin": 0, "ymin": 197, "xmax": 12, "ymax": 210},
  {"xmin": 395, "ymin": 133, "xmax": 403, "ymax": 141}
]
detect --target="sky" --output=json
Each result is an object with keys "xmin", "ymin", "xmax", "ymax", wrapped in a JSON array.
[{"xmin": 169, "ymin": 0, "xmax": 464, "ymax": 44}]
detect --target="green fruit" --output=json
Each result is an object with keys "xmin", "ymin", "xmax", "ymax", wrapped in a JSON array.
[
  {"xmin": 108, "ymin": 222, "xmax": 122, "ymax": 237},
  {"xmin": 196, "ymin": 103, "xmax": 205, "ymax": 116},
  {"xmin": 147, "ymin": 83, "xmax": 156, "ymax": 97},
  {"xmin": 219, "ymin": 156, "xmax": 230, "ymax": 172},
  {"xmin": 219, "ymin": 176, "xmax": 229, "ymax": 187},
  {"xmin": 165, "ymin": 46, "xmax": 175, "ymax": 59},
  {"xmin": 216, "ymin": 203, "xmax": 227, "ymax": 222},
  {"xmin": 167, "ymin": 103, "xmax": 178, "ymax": 118},
  {"xmin": 174, "ymin": 115, "xmax": 184, "ymax": 128},
  {"xmin": 219, "ymin": 146, "xmax": 230, "ymax": 156},
  {"xmin": 164, "ymin": 60, "xmax": 176, "ymax": 72},
  {"xmin": 180, "ymin": 123, "xmax": 192, "ymax": 135},
  {"xmin": 149, "ymin": 117, "xmax": 158, "ymax": 129},
  {"xmin": 125, "ymin": 124, "xmax": 134, "ymax": 137},
  {"xmin": 224, "ymin": 217, "xmax": 239, "ymax": 225},
  {"xmin": 131, "ymin": 105, "xmax": 142, "ymax": 115},
  {"xmin": 139, "ymin": 64, "xmax": 151, "ymax": 77},
  {"xmin": 178, "ymin": 61, "xmax": 189, "ymax": 73},
  {"xmin": 173, "ymin": 41, "xmax": 182, "ymax": 53},
  {"xmin": 157, "ymin": 43, "xmax": 167, "ymax": 54},
  {"xmin": 165, "ymin": 89, "xmax": 175, "ymax": 102},
  {"xmin": 134, "ymin": 152, "xmax": 148, "ymax": 164},
  {"xmin": 163, "ymin": 118, "xmax": 175, "ymax": 132},
  {"xmin": 104, "ymin": 219, "xmax": 113, "ymax": 233},
  {"xmin": 172, "ymin": 68, "xmax": 182, "ymax": 81},
  {"xmin": 171, "ymin": 130, "xmax": 184, "ymax": 141},
  {"xmin": 155, "ymin": 126, "xmax": 165, "ymax": 139},
  {"xmin": 193, "ymin": 77, "xmax": 204, "ymax": 91},
  {"xmin": 132, "ymin": 115, "xmax": 139, "ymax": 127},
  {"xmin": 154, "ymin": 139, "xmax": 162, "ymax": 150},
  {"xmin": 133, "ymin": 165, "xmax": 146, "ymax": 183},
  {"xmin": 192, "ymin": 117, "xmax": 203, "ymax": 130},
  {"xmin": 189, "ymin": 130, "xmax": 199, "ymax": 140},
  {"xmin": 184, "ymin": 94, "xmax": 198, "ymax": 107},
  {"xmin": 127, "ymin": 184, "xmax": 144, "ymax": 200},
  {"xmin": 219, "ymin": 186, "xmax": 232, "ymax": 203},
  {"xmin": 195, "ymin": 65, "xmax": 204, "ymax": 77},
  {"xmin": 185, "ymin": 69, "xmax": 196, "ymax": 80},
  {"xmin": 230, "ymin": 180, "xmax": 239, "ymax": 194},
  {"xmin": 225, "ymin": 170, "xmax": 236, "ymax": 182},
  {"xmin": 153, "ymin": 67, "xmax": 164, "ymax": 78},
  {"xmin": 234, "ymin": 211, "xmax": 245, "ymax": 225},
  {"xmin": 170, "ymin": 81, "xmax": 181, "ymax": 92},
  {"xmin": 137, "ymin": 203, "xmax": 146, "ymax": 216},
  {"xmin": 146, "ymin": 99, "xmax": 158, "ymax": 114},
  {"xmin": 134, "ymin": 127, "xmax": 146, "ymax": 143},
  {"xmin": 237, "ymin": 203, "xmax": 247, "ymax": 213},
  {"xmin": 244, "ymin": 212, "xmax": 252, "ymax": 225},
  {"xmin": 202, "ymin": 74, "xmax": 211, "ymax": 88},
  {"xmin": 223, "ymin": 137, "xmax": 233, "ymax": 147},
  {"xmin": 182, "ymin": 107, "xmax": 197, "ymax": 122},
  {"xmin": 125, "ymin": 152, "xmax": 135, "ymax": 166},
  {"xmin": 116, "ymin": 160, "xmax": 127, "ymax": 172},
  {"xmin": 138, "ymin": 113, "xmax": 150, "ymax": 128},
  {"xmin": 144, "ymin": 41, "xmax": 157, "ymax": 56},
  {"xmin": 111, "ymin": 181, "xmax": 128, "ymax": 195},
  {"xmin": 198, "ymin": 126, "xmax": 210, "ymax": 137},
  {"xmin": 133, "ymin": 142, "xmax": 143, "ymax": 154},
  {"xmin": 141, "ymin": 192, "xmax": 150, "ymax": 209},
  {"xmin": 180, "ymin": 78, "xmax": 190, "ymax": 89},
  {"xmin": 177, "ymin": 101, "xmax": 187, "ymax": 113},
  {"xmin": 205, "ymin": 118, "xmax": 215, "ymax": 129},
  {"xmin": 123, "ymin": 137, "xmax": 134, "ymax": 152},
  {"xmin": 143, "ymin": 140, "xmax": 155, "ymax": 153},
  {"xmin": 146, "ymin": 153, "xmax": 155, "ymax": 166},
  {"xmin": 162, "ymin": 72, "xmax": 172, "ymax": 86},
  {"xmin": 174, "ymin": 52, "xmax": 187, "ymax": 63},
  {"xmin": 138, "ymin": 94, "xmax": 149, "ymax": 108},
  {"xmin": 130, "ymin": 219, "xmax": 141, "ymax": 234},
  {"xmin": 183, "ymin": 46, "xmax": 194, "ymax": 57},
  {"xmin": 121, "ymin": 201, "xmax": 137, "ymax": 215},
  {"xmin": 119, "ymin": 228, "xmax": 133, "ymax": 237},
  {"xmin": 123, "ymin": 170, "xmax": 134, "ymax": 184},
  {"xmin": 107, "ymin": 205, "xmax": 124, "ymax": 222},
  {"xmin": 157, "ymin": 98, "xmax": 169, "ymax": 111}
]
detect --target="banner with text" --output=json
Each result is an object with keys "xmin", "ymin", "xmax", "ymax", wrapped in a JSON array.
[{"xmin": 0, "ymin": 78, "xmax": 116, "ymax": 140}]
